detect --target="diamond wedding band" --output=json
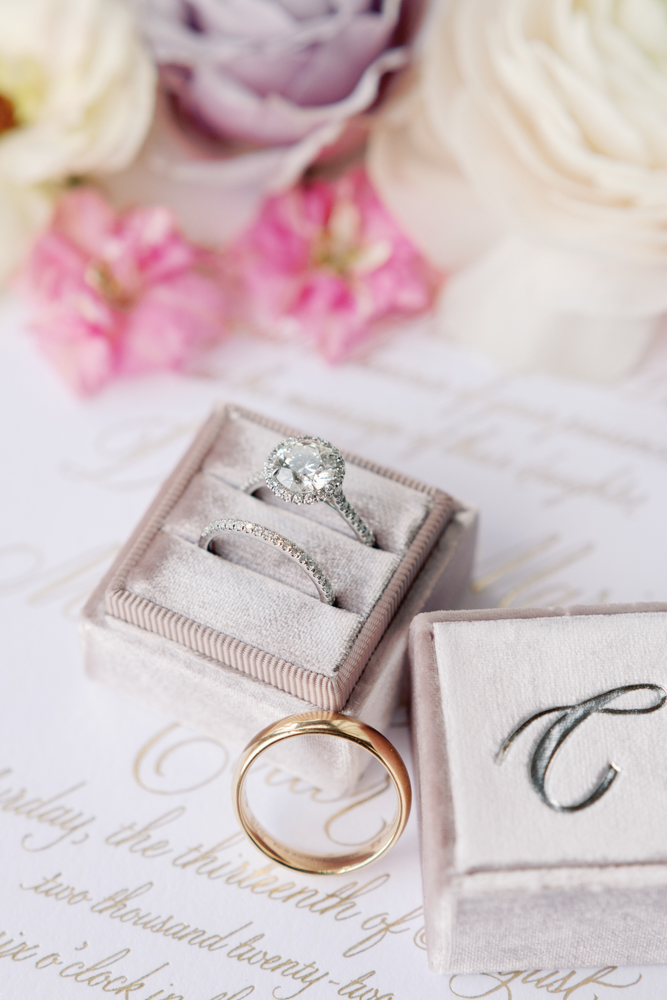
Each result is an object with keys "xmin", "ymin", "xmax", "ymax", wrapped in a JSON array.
[
  {"xmin": 242, "ymin": 436, "xmax": 375, "ymax": 547},
  {"xmin": 199, "ymin": 517, "xmax": 335, "ymax": 605}
]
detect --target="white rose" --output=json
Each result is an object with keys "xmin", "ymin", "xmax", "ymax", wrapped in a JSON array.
[
  {"xmin": 424, "ymin": 0, "xmax": 667, "ymax": 261},
  {"xmin": 369, "ymin": 0, "xmax": 667, "ymax": 380},
  {"xmin": 0, "ymin": 0, "xmax": 156, "ymax": 281}
]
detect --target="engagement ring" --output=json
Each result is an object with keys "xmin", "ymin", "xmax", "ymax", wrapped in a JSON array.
[
  {"xmin": 199, "ymin": 518, "xmax": 335, "ymax": 605},
  {"xmin": 242, "ymin": 437, "xmax": 375, "ymax": 547}
]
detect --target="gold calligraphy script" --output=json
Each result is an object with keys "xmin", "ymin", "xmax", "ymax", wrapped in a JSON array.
[
  {"xmin": 496, "ymin": 684, "xmax": 666, "ymax": 811},
  {"xmin": 449, "ymin": 966, "xmax": 641, "ymax": 999}
]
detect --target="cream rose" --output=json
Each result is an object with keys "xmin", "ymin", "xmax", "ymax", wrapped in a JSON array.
[
  {"xmin": 424, "ymin": 0, "xmax": 667, "ymax": 261},
  {"xmin": 369, "ymin": 0, "xmax": 667, "ymax": 379},
  {"xmin": 0, "ymin": 0, "xmax": 156, "ymax": 281}
]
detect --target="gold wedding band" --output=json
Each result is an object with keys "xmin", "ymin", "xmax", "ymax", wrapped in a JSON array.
[{"xmin": 232, "ymin": 712, "xmax": 412, "ymax": 875}]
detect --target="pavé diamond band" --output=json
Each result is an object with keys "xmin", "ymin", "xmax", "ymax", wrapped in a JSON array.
[
  {"xmin": 199, "ymin": 517, "xmax": 335, "ymax": 605},
  {"xmin": 242, "ymin": 436, "xmax": 375, "ymax": 547}
]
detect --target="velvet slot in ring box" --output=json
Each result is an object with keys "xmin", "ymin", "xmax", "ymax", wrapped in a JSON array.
[
  {"xmin": 81, "ymin": 404, "xmax": 477, "ymax": 795},
  {"xmin": 410, "ymin": 603, "xmax": 667, "ymax": 973}
]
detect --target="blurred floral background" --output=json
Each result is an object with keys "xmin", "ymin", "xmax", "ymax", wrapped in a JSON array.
[{"xmin": 3, "ymin": 0, "xmax": 667, "ymax": 392}]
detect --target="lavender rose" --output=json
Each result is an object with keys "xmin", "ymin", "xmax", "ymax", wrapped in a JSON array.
[{"xmin": 136, "ymin": 0, "xmax": 409, "ymax": 151}]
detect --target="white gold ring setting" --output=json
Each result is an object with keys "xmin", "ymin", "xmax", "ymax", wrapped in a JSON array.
[
  {"xmin": 243, "ymin": 436, "xmax": 374, "ymax": 547},
  {"xmin": 199, "ymin": 517, "xmax": 335, "ymax": 605}
]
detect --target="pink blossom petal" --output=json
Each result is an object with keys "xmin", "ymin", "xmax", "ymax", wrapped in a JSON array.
[
  {"xmin": 52, "ymin": 188, "xmax": 116, "ymax": 258},
  {"xmin": 19, "ymin": 187, "xmax": 229, "ymax": 394},
  {"xmin": 119, "ymin": 271, "xmax": 227, "ymax": 375},
  {"xmin": 32, "ymin": 317, "xmax": 115, "ymax": 396},
  {"xmin": 228, "ymin": 167, "xmax": 443, "ymax": 361},
  {"xmin": 20, "ymin": 231, "xmax": 88, "ymax": 301}
]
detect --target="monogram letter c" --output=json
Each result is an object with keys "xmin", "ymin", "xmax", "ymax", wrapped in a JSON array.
[{"xmin": 497, "ymin": 684, "xmax": 666, "ymax": 812}]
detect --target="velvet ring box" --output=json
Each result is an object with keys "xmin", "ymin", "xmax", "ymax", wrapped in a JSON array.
[
  {"xmin": 409, "ymin": 603, "xmax": 667, "ymax": 973},
  {"xmin": 82, "ymin": 404, "xmax": 477, "ymax": 795}
]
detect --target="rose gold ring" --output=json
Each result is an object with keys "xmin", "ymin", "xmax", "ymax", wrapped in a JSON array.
[{"xmin": 232, "ymin": 712, "xmax": 411, "ymax": 875}]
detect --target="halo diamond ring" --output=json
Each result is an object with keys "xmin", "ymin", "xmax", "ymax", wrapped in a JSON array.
[{"xmin": 242, "ymin": 436, "xmax": 375, "ymax": 547}]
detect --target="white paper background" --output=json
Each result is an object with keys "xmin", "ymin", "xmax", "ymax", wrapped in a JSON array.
[{"xmin": 2, "ymin": 293, "xmax": 667, "ymax": 999}]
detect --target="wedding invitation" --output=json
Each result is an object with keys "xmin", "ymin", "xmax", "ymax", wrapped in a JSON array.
[{"xmin": 2, "ymin": 293, "xmax": 667, "ymax": 999}]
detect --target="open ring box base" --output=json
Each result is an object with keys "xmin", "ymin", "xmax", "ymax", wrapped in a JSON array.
[
  {"xmin": 410, "ymin": 602, "xmax": 667, "ymax": 974},
  {"xmin": 81, "ymin": 404, "xmax": 477, "ymax": 796}
]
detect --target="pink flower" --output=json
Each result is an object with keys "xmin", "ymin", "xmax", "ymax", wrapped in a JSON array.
[
  {"xmin": 229, "ymin": 169, "xmax": 442, "ymax": 361},
  {"xmin": 19, "ymin": 187, "xmax": 228, "ymax": 395}
]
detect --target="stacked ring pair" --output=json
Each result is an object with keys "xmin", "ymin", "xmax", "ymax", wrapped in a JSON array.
[{"xmin": 199, "ymin": 435, "xmax": 375, "ymax": 605}]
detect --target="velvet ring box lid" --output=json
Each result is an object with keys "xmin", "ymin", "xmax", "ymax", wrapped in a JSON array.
[
  {"xmin": 409, "ymin": 603, "xmax": 667, "ymax": 974},
  {"xmin": 82, "ymin": 404, "xmax": 477, "ymax": 794}
]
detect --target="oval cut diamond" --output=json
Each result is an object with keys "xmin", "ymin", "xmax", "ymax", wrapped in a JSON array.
[
  {"xmin": 255, "ymin": 433, "xmax": 373, "ymax": 544},
  {"xmin": 269, "ymin": 440, "xmax": 339, "ymax": 495}
]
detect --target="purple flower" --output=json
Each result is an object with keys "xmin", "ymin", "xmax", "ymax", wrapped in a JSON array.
[{"xmin": 136, "ymin": 0, "xmax": 410, "ymax": 152}]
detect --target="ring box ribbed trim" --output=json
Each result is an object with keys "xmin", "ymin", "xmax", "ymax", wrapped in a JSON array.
[{"xmin": 101, "ymin": 404, "xmax": 456, "ymax": 711}]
